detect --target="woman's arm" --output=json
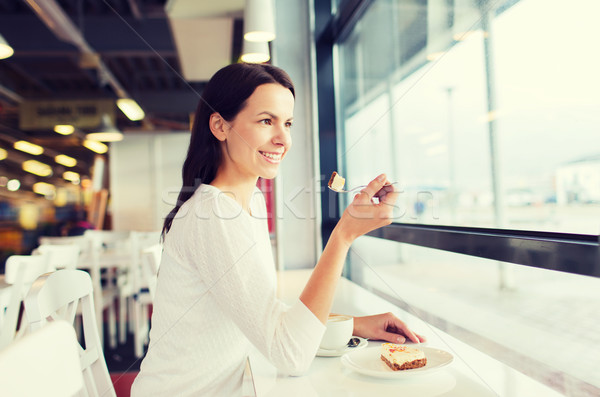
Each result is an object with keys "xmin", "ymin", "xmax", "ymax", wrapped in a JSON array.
[{"xmin": 300, "ymin": 174, "xmax": 397, "ymax": 324}]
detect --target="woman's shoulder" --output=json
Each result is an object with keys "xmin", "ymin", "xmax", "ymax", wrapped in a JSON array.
[{"xmin": 183, "ymin": 184, "xmax": 247, "ymax": 223}]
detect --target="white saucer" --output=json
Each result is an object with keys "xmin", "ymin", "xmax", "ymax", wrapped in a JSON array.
[{"xmin": 317, "ymin": 337, "xmax": 368, "ymax": 357}]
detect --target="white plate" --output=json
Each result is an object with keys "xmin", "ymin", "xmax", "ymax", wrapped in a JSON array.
[
  {"xmin": 317, "ymin": 337, "xmax": 368, "ymax": 357},
  {"xmin": 341, "ymin": 346, "xmax": 453, "ymax": 378}
]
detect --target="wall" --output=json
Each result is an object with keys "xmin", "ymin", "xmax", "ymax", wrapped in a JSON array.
[
  {"xmin": 109, "ymin": 132, "xmax": 189, "ymax": 232},
  {"xmin": 272, "ymin": 0, "xmax": 322, "ymax": 269}
]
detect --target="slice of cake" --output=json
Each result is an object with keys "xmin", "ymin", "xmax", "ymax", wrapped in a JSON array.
[
  {"xmin": 380, "ymin": 343, "xmax": 427, "ymax": 371},
  {"xmin": 328, "ymin": 171, "xmax": 346, "ymax": 192}
]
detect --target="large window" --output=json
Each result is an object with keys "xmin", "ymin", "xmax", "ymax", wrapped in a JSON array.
[
  {"xmin": 337, "ymin": 0, "xmax": 600, "ymax": 234},
  {"xmin": 322, "ymin": 0, "xmax": 600, "ymax": 395}
]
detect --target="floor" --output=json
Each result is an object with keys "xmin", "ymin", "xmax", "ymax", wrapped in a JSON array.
[{"xmin": 103, "ymin": 322, "xmax": 143, "ymax": 397}]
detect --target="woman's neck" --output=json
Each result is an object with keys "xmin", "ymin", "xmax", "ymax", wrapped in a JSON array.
[{"xmin": 209, "ymin": 174, "xmax": 258, "ymax": 214}]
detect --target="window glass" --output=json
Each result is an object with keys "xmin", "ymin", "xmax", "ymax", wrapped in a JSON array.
[
  {"xmin": 347, "ymin": 236, "xmax": 600, "ymax": 394},
  {"xmin": 334, "ymin": 0, "xmax": 600, "ymax": 394},
  {"xmin": 336, "ymin": 0, "xmax": 600, "ymax": 234}
]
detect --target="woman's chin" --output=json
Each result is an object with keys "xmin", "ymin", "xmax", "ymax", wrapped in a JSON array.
[{"xmin": 259, "ymin": 169, "xmax": 279, "ymax": 180}]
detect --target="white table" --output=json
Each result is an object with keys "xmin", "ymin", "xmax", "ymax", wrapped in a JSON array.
[{"xmin": 246, "ymin": 270, "xmax": 564, "ymax": 397}]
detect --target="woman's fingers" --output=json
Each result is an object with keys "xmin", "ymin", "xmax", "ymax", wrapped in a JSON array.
[
  {"xmin": 388, "ymin": 318, "xmax": 421, "ymax": 343},
  {"xmin": 359, "ymin": 174, "xmax": 388, "ymax": 201}
]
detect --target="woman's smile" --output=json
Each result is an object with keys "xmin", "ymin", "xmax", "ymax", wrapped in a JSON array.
[{"xmin": 259, "ymin": 150, "xmax": 284, "ymax": 164}]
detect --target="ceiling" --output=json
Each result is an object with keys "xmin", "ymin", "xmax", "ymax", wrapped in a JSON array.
[{"xmin": 0, "ymin": 0, "xmax": 245, "ymax": 197}]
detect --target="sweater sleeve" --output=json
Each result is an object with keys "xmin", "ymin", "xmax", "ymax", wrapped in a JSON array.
[{"xmin": 184, "ymin": 191, "xmax": 325, "ymax": 375}]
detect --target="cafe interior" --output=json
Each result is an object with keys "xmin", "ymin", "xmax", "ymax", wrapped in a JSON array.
[{"xmin": 0, "ymin": 0, "xmax": 598, "ymax": 396}]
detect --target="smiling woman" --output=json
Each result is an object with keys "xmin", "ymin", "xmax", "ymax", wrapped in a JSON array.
[{"xmin": 131, "ymin": 62, "xmax": 424, "ymax": 396}]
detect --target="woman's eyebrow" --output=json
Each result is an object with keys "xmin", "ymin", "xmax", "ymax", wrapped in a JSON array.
[{"xmin": 256, "ymin": 111, "xmax": 294, "ymax": 122}]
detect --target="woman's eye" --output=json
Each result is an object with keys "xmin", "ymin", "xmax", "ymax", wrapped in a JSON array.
[
  {"xmin": 260, "ymin": 119, "xmax": 272, "ymax": 125},
  {"xmin": 285, "ymin": 122, "xmax": 293, "ymax": 128}
]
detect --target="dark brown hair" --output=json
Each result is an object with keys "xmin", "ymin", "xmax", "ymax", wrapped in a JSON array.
[{"xmin": 162, "ymin": 63, "xmax": 295, "ymax": 237}]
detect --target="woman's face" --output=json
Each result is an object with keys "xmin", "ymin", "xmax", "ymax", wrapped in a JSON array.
[{"xmin": 217, "ymin": 83, "xmax": 294, "ymax": 181}]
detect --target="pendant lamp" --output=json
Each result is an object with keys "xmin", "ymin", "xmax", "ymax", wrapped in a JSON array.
[
  {"xmin": 86, "ymin": 114, "xmax": 123, "ymax": 142},
  {"xmin": 0, "ymin": 33, "xmax": 14, "ymax": 59},
  {"xmin": 241, "ymin": 39, "xmax": 270, "ymax": 63},
  {"xmin": 243, "ymin": 0, "xmax": 276, "ymax": 42}
]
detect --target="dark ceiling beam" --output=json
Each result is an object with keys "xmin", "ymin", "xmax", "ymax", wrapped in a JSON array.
[
  {"xmin": 86, "ymin": 0, "xmax": 103, "ymax": 14},
  {"xmin": 0, "ymin": 15, "xmax": 174, "ymax": 54},
  {"xmin": 133, "ymin": 90, "xmax": 201, "ymax": 115},
  {"xmin": 143, "ymin": 56, "xmax": 157, "ymax": 90},
  {"xmin": 155, "ymin": 55, "xmax": 173, "ymax": 90},
  {"xmin": 103, "ymin": 57, "xmax": 130, "ymax": 91}
]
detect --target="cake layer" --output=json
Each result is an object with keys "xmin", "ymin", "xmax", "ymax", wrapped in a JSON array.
[
  {"xmin": 328, "ymin": 171, "xmax": 345, "ymax": 191},
  {"xmin": 380, "ymin": 355, "xmax": 427, "ymax": 371},
  {"xmin": 380, "ymin": 343, "xmax": 427, "ymax": 371}
]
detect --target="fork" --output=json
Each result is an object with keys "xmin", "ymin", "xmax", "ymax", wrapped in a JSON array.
[{"xmin": 328, "ymin": 182, "xmax": 397, "ymax": 193}]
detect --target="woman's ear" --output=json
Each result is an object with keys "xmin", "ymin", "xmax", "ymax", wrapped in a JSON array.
[{"xmin": 209, "ymin": 112, "xmax": 228, "ymax": 141}]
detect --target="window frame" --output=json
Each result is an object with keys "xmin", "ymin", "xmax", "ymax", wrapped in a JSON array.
[{"xmin": 314, "ymin": 0, "xmax": 600, "ymax": 279}]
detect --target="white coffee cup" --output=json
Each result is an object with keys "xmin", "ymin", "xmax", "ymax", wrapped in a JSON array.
[{"xmin": 319, "ymin": 314, "xmax": 354, "ymax": 350}]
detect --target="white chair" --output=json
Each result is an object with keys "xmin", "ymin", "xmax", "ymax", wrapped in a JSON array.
[
  {"xmin": 35, "ymin": 243, "xmax": 81, "ymax": 269},
  {"xmin": 38, "ymin": 235, "xmax": 118, "ymax": 349},
  {"xmin": 0, "ymin": 254, "xmax": 52, "ymax": 349},
  {"xmin": 83, "ymin": 230, "xmax": 130, "ymax": 346},
  {"xmin": 0, "ymin": 320, "xmax": 84, "ymax": 397},
  {"xmin": 117, "ymin": 231, "xmax": 160, "ymax": 349},
  {"xmin": 25, "ymin": 269, "xmax": 116, "ymax": 397},
  {"xmin": 131, "ymin": 242, "xmax": 162, "ymax": 357}
]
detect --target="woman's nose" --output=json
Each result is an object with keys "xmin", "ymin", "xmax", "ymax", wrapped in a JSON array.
[{"xmin": 272, "ymin": 124, "xmax": 291, "ymax": 147}]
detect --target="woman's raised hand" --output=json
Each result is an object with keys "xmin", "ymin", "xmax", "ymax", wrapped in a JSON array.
[{"xmin": 336, "ymin": 174, "xmax": 399, "ymax": 243}]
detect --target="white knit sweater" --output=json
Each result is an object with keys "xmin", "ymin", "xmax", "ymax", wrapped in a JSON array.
[{"xmin": 131, "ymin": 184, "xmax": 325, "ymax": 396}]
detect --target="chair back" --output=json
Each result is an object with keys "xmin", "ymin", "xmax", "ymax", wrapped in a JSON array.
[
  {"xmin": 24, "ymin": 269, "xmax": 116, "ymax": 397},
  {"xmin": 35, "ymin": 243, "xmax": 82, "ymax": 269},
  {"xmin": 0, "ymin": 254, "xmax": 52, "ymax": 349},
  {"xmin": 0, "ymin": 320, "xmax": 84, "ymax": 396}
]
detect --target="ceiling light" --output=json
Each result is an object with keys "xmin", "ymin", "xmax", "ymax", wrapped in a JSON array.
[
  {"xmin": 55, "ymin": 154, "xmax": 77, "ymax": 167},
  {"xmin": 14, "ymin": 140, "xmax": 44, "ymax": 155},
  {"xmin": 33, "ymin": 182, "xmax": 55, "ymax": 196},
  {"xmin": 241, "ymin": 39, "xmax": 270, "ymax": 63},
  {"xmin": 0, "ymin": 33, "xmax": 14, "ymax": 59},
  {"xmin": 83, "ymin": 139, "xmax": 108, "ymax": 154},
  {"xmin": 117, "ymin": 98, "xmax": 145, "ymax": 121},
  {"xmin": 0, "ymin": 148, "xmax": 7, "ymax": 160},
  {"xmin": 54, "ymin": 124, "xmax": 75, "ymax": 135},
  {"xmin": 22, "ymin": 160, "xmax": 52, "ymax": 177},
  {"xmin": 63, "ymin": 171, "xmax": 80, "ymax": 183},
  {"xmin": 7, "ymin": 179, "xmax": 20, "ymax": 191},
  {"xmin": 243, "ymin": 0, "xmax": 276, "ymax": 42},
  {"xmin": 86, "ymin": 114, "xmax": 123, "ymax": 142}
]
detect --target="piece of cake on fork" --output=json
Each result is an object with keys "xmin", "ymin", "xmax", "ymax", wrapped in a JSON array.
[
  {"xmin": 380, "ymin": 343, "xmax": 427, "ymax": 371},
  {"xmin": 328, "ymin": 171, "xmax": 346, "ymax": 192}
]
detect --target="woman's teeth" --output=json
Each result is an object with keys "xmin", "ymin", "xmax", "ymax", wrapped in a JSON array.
[{"xmin": 260, "ymin": 152, "xmax": 282, "ymax": 161}]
